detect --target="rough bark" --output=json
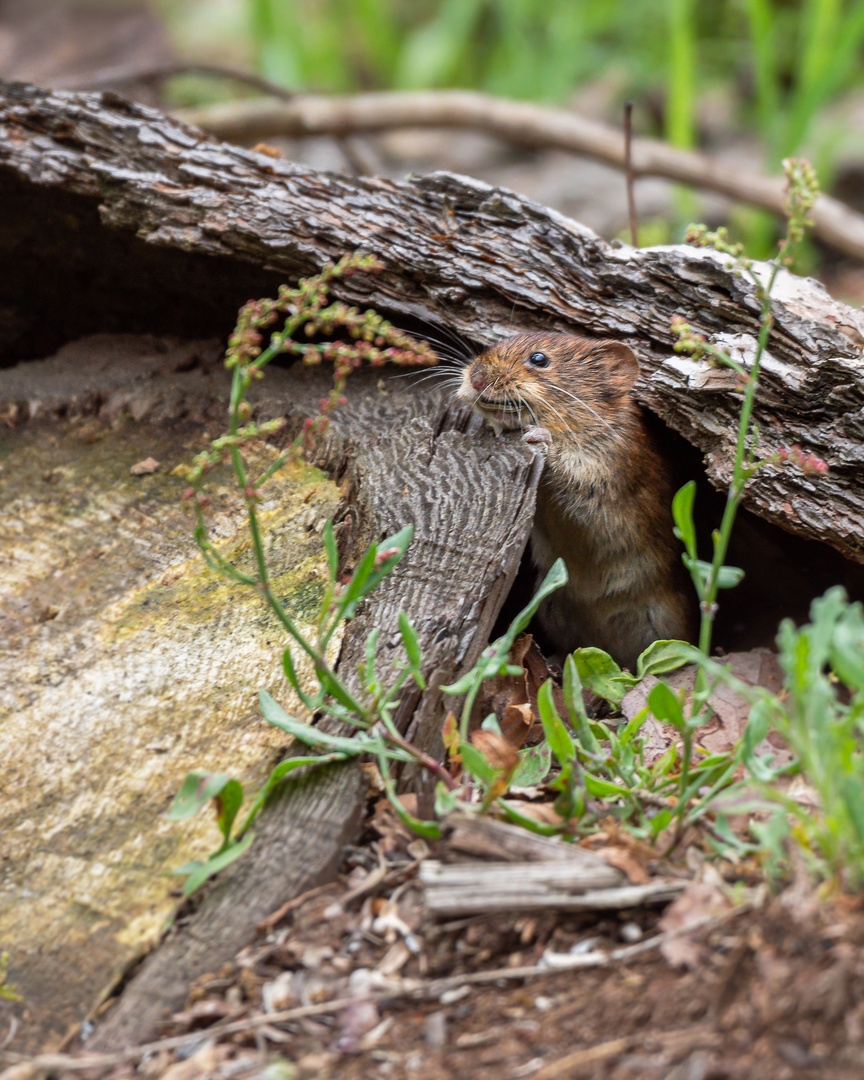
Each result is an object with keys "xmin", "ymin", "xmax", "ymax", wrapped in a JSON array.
[{"xmin": 1, "ymin": 82, "xmax": 863, "ymax": 565}]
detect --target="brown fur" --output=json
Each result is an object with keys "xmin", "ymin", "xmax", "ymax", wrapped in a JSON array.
[{"xmin": 457, "ymin": 332, "xmax": 695, "ymax": 670}]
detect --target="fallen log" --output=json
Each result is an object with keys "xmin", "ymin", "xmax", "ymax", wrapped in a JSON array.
[{"xmin": 1, "ymin": 82, "xmax": 863, "ymax": 564}]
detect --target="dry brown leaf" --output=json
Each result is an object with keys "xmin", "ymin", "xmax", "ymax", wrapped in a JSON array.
[
  {"xmin": 471, "ymin": 729, "xmax": 519, "ymax": 776},
  {"xmin": 468, "ymin": 634, "xmax": 561, "ymax": 750},
  {"xmin": 129, "ymin": 455, "xmax": 159, "ymax": 475},
  {"xmin": 594, "ymin": 846, "xmax": 650, "ymax": 885},
  {"xmin": 658, "ymin": 881, "xmax": 731, "ymax": 969},
  {"xmin": 508, "ymin": 801, "xmax": 565, "ymax": 827},
  {"xmin": 620, "ymin": 649, "xmax": 792, "ymax": 766}
]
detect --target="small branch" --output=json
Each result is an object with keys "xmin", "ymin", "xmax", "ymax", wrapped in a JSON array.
[
  {"xmin": 55, "ymin": 62, "xmax": 296, "ymax": 102},
  {"xmin": 623, "ymin": 100, "xmax": 638, "ymax": 247},
  {"xmin": 174, "ymin": 89, "xmax": 864, "ymax": 262}
]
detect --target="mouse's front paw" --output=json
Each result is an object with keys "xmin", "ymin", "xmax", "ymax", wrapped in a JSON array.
[{"xmin": 521, "ymin": 426, "xmax": 552, "ymax": 449}]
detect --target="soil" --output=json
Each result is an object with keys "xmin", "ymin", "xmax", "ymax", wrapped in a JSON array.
[{"xmin": 64, "ymin": 816, "xmax": 864, "ymax": 1080}]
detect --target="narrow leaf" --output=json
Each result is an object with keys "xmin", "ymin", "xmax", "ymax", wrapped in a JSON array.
[
  {"xmin": 672, "ymin": 481, "xmax": 697, "ymax": 556},
  {"xmin": 537, "ymin": 679, "xmax": 575, "ymax": 765},
  {"xmin": 323, "ymin": 519, "xmax": 338, "ymax": 579}
]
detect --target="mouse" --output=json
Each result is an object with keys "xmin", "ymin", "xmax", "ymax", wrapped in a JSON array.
[{"xmin": 456, "ymin": 331, "xmax": 695, "ymax": 670}]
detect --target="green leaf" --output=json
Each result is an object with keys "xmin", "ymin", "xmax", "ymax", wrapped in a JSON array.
[
  {"xmin": 168, "ymin": 771, "xmax": 235, "ymax": 821},
  {"xmin": 282, "ymin": 648, "xmax": 321, "ymax": 710},
  {"xmin": 460, "ymin": 741, "xmax": 498, "ymax": 786},
  {"xmin": 498, "ymin": 559, "xmax": 568, "ymax": 653},
  {"xmin": 831, "ymin": 603, "xmax": 864, "ymax": 690},
  {"xmin": 649, "ymin": 808, "xmax": 674, "ymax": 837},
  {"xmin": 338, "ymin": 525, "xmax": 413, "ymax": 624},
  {"xmin": 672, "ymin": 481, "xmax": 697, "ymax": 557},
  {"xmin": 434, "ymin": 780, "xmax": 460, "ymax": 818},
  {"xmin": 441, "ymin": 560, "xmax": 568, "ymax": 696},
  {"xmin": 398, "ymin": 610, "xmax": 423, "ymax": 673},
  {"xmin": 584, "ymin": 774, "xmax": 632, "ymax": 798},
  {"xmin": 636, "ymin": 640, "xmax": 695, "ymax": 679},
  {"xmin": 323, "ymin": 519, "xmax": 338, "ymax": 579},
  {"xmin": 511, "ymin": 741, "xmax": 552, "ymax": 787},
  {"xmin": 480, "ymin": 713, "xmax": 503, "ymax": 735},
  {"xmin": 537, "ymin": 679, "xmax": 575, "ymax": 765},
  {"xmin": 175, "ymin": 833, "xmax": 256, "ymax": 897},
  {"xmin": 687, "ymin": 559, "xmax": 745, "ymax": 589},
  {"xmin": 363, "ymin": 627, "xmax": 380, "ymax": 690},
  {"xmin": 563, "ymin": 655, "xmax": 601, "ymax": 754},
  {"xmin": 259, "ymin": 690, "xmax": 369, "ymax": 752},
  {"xmin": 497, "ymin": 798, "xmax": 562, "ymax": 836},
  {"xmin": 647, "ymin": 681, "xmax": 686, "ymax": 729},
  {"xmin": 620, "ymin": 706, "xmax": 649, "ymax": 748},
  {"xmin": 316, "ymin": 667, "xmax": 364, "ymax": 713},
  {"xmin": 376, "ymin": 746, "xmax": 442, "ymax": 839},
  {"xmin": 214, "ymin": 778, "xmax": 244, "ymax": 841},
  {"xmin": 239, "ymin": 753, "xmax": 346, "ymax": 834},
  {"xmin": 569, "ymin": 647, "xmax": 635, "ymax": 704}
]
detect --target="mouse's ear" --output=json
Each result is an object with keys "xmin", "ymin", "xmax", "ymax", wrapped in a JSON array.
[{"xmin": 601, "ymin": 342, "xmax": 640, "ymax": 392}]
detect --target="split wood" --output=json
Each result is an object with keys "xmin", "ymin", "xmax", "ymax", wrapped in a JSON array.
[{"xmin": 419, "ymin": 859, "xmax": 682, "ymax": 916}]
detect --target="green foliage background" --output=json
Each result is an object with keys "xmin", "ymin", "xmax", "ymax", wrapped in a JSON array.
[{"xmin": 157, "ymin": 0, "xmax": 864, "ymax": 180}]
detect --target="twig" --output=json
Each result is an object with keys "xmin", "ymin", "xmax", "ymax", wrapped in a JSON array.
[
  {"xmin": 254, "ymin": 882, "xmax": 334, "ymax": 932},
  {"xmin": 0, "ymin": 997, "xmax": 359, "ymax": 1072},
  {"xmin": 623, "ymin": 100, "xmax": 638, "ymax": 247},
  {"xmin": 530, "ymin": 1025, "xmax": 720, "ymax": 1080},
  {"xmin": 174, "ymin": 89, "xmax": 864, "ymax": 262},
  {"xmin": 55, "ymin": 63, "xmax": 296, "ymax": 102}
]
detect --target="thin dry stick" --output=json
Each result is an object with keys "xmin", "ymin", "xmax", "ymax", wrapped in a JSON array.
[
  {"xmin": 623, "ymin": 100, "xmax": 638, "ymax": 247},
  {"xmin": 56, "ymin": 63, "xmax": 296, "ymax": 101},
  {"xmin": 530, "ymin": 1025, "xmax": 721, "ymax": 1080},
  {"xmin": 174, "ymin": 89, "xmax": 864, "ymax": 262}
]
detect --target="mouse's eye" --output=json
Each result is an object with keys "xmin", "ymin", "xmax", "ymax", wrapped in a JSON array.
[{"xmin": 526, "ymin": 351, "xmax": 550, "ymax": 369}]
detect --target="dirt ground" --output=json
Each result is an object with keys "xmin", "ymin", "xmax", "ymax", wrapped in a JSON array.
[{"xmin": 52, "ymin": 815, "xmax": 864, "ymax": 1080}]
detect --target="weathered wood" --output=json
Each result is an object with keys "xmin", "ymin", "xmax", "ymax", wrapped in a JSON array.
[
  {"xmin": 443, "ymin": 813, "xmax": 626, "ymax": 868},
  {"xmin": 1, "ymin": 83, "xmax": 862, "ymax": 565},
  {"xmin": 419, "ymin": 860, "xmax": 683, "ymax": 917},
  {"xmin": 67, "ymin": 353, "xmax": 541, "ymax": 1049}
]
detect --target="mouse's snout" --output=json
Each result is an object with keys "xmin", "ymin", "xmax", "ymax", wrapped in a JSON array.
[{"xmin": 469, "ymin": 365, "xmax": 487, "ymax": 392}]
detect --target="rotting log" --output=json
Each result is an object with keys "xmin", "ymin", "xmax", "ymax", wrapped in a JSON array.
[
  {"xmin": 0, "ymin": 336, "xmax": 541, "ymax": 1050},
  {"xmin": 1, "ymin": 82, "xmax": 863, "ymax": 565}
]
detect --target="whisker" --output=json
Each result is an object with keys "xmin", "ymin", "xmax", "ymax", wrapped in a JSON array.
[
  {"xmin": 400, "ymin": 323, "xmax": 473, "ymax": 362},
  {"xmin": 532, "ymin": 391, "xmax": 576, "ymax": 438},
  {"xmin": 390, "ymin": 359, "xmax": 464, "ymax": 380},
  {"xmin": 551, "ymin": 383, "xmax": 622, "ymax": 439}
]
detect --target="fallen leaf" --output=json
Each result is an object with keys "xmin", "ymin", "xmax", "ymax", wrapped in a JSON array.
[
  {"xmin": 595, "ymin": 846, "xmax": 650, "ymax": 885},
  {"xmin": 658, "ymin": 880, "xmax": 730, "ymax": 969},
  {"xmin": 621, "ymin": 649, "xmax": 792, "ymax": 766},
  {"xmin": 471, "ymin": 729, "xmax": 519, "ymax": 776},
  {"xmin": 130, "ymin": 456, "xmax": 159, "ymax": 475}
]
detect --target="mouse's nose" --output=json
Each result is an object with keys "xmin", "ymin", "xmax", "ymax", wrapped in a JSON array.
[{"xmin": 470, "ymin": 367, "xmax": 487, "ymax": 392}]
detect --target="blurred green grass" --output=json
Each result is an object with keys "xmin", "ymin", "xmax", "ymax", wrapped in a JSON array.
[{"xmin": 155, "ymin": 0, "xmax": 864, "ymax": 254}]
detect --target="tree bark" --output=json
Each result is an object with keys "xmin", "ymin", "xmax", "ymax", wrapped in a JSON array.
[{"xmin": 2, "ymin": 82, "xmax": 862, "ymax": 565}]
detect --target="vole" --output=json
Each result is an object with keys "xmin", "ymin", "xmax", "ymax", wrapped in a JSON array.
[{"xmin": 456, "ymin": 332, "xmax": 694, "ymax": 670}]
